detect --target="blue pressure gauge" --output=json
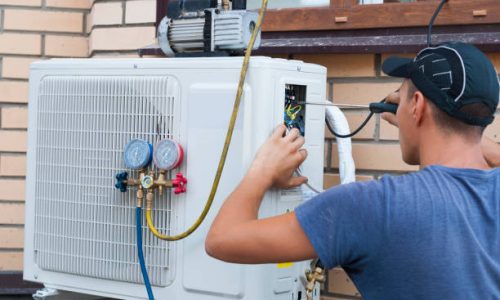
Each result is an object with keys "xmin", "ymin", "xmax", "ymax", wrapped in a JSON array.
[
  {"xmin": 153, "ymin": 139, "xmax": 184, "ymax": 170},
  {"xmin": 123, "ymin": 139, "xmax": 153, "ymax": 170}
]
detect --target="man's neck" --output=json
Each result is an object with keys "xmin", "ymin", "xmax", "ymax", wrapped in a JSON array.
[{"xmin": 419, "ymin": 129, "xmax": 490, "ymax": 170}]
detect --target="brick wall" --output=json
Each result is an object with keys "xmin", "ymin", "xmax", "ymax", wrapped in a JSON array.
[
  {"xmin": 88, "ymin": 0, "xmax": 156, "ymax": 57},
  {"xmin": 0, "ymin": 1, "xmax": 499, "ymax": 299},
  {"xmin": 0, "ymin": 0, "xmax": 91, "ymax": 272}
]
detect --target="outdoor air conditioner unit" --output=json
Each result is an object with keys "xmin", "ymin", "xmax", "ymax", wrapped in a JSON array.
[{"xmin": 23, "ymin": 57, "xmax": 326, "ymax": 300}]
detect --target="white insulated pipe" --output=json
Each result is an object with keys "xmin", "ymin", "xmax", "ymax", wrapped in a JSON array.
[{"xmin": 325, "ymin": 101, "xmax": 356, "ymax": 185}]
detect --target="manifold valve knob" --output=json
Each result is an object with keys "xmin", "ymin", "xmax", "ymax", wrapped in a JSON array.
[
  {"xmin": 172, "ymin": 172, "xmax": 187, "ymax": 194},
  {"xmin": 114, "ymin": 171, "xmax": 129, "ymax": 192}
]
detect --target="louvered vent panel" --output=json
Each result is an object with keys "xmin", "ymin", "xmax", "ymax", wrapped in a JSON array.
[{"xmin": 33, "ymin": 76, "xmax": 179, "ymax": 287}]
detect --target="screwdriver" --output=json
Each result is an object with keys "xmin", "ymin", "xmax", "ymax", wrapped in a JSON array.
[{"xmin": 298, "ymin": 100, "xmax": 398, "ymax": 114}]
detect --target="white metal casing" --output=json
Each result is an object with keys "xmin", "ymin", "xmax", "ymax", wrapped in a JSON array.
[{"xmin": 24, "ymin": 57, "xmax": 326, "ymax": 300}]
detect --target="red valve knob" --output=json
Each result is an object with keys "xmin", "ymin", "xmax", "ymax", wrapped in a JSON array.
[{"xmin": 172, "ymin": 172, "xmax": 187, "ymax": 194}]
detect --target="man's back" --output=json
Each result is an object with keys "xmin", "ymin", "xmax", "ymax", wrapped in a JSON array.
[{"xmin": 295, "ymin": 166, "xmax": 500, "ymax": 299}]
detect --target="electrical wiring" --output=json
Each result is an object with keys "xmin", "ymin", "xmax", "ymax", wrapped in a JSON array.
[
  {"xmin": 145, "ymin": 0, "xmax": 268, "ymax": 241},
  {"xmin": 427, "ymin": 0, "xmax": 449, "ymax": 47},
  {"xmin": 136, "ymin": 206, "xmax": 154, "ymax": 300}
]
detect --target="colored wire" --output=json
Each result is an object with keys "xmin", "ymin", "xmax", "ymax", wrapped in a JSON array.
[
  {"xmin": 136, "ymin": 207, "xmax": 154, "ymax": 300},
  {"xmin": 145, "ymin": 0, "xmax": 268, "ymax": 241}
]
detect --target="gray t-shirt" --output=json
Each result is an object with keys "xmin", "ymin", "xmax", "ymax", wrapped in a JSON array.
[{"xmin": 295, "ymin": 165, "xmax": 500, "ymax": 300}]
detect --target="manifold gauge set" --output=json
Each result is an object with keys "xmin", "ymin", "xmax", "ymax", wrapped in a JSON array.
[{"xmin": 124, "ymin": 139, "xmax": 184, "ymax": 171}]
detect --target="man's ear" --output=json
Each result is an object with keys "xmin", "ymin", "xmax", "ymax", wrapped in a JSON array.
[{"xmin": 412, "ymin": 91, "xmax": 427, "ymax": 126}]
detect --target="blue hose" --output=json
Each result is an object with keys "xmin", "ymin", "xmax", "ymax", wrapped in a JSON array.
[{"xmin": 136, "ymin": 206, "xmax": 155, "ymax": 300}]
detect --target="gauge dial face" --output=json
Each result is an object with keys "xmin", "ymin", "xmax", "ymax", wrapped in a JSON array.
[
  {"xmin": 153, "ymin": 139, "xmax": 183, "ymax": 170},
  {"xmin": 123, "ymin": 139, "xmax": 152, "ymax": 170}
]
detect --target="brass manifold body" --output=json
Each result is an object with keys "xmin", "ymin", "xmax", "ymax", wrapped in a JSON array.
[
  {"xmin": 118, "ymin": 170, "xmax": 187, "ymax": 207},
  {"xmin": 305, "ymin": 259, "xmax": 326, "ymax": 300}
]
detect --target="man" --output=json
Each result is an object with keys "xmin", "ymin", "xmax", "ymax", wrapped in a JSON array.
[{"xmin": 206, "ymin": 42, "xmax": 500, "ymax": 299}]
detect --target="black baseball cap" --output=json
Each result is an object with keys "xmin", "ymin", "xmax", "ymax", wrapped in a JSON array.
[{"xmin": 382, "ymin": 42, "xmax": 499, "ymax": 126}]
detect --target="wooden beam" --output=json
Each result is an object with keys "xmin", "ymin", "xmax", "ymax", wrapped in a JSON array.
[{"xmin": 262, "ymin": 0, "xmax": 500, "ymax": 31}]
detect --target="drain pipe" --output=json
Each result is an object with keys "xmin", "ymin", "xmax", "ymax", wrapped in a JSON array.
[{"xmin": 325, "ymin": 102, "xmax": 356, "ymax": 184}]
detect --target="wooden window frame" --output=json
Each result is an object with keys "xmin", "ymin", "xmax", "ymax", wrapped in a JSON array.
[{"xmin": 145, "ymin": 0, "xmax": 500, "ymax": 55}]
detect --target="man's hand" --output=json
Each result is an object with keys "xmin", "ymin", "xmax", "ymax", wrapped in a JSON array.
[
  {"xmin": 248, "ymin": 125, "xmax": 308, "ymax": 189},
  {"xmin": 205, "ymin": 124, "xmax": 316, "ymax": 263},
  {"xmin": 381, "ymin": 91, "xmax": 400, "ymax": 126}
]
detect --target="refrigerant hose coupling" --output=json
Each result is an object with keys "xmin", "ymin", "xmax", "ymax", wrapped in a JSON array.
[{"xmin": 305, "ymin": 259, "xmax": 326, "ymax": 300}]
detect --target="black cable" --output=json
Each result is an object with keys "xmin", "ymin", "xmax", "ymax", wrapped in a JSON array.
[
  {"xmin": 326, "ymin": 98, "xmax": 388, "ymax": 139},
  {"xmin": 326, "ymin": 111, "xmax": 374, "ymax": 139},
  {"xmin": 427, "ymin": 0, "xmax": 448, "ymax": 47}
]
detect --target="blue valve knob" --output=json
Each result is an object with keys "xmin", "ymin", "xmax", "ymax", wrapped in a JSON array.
[{"xmin": 115, "ymin": 171, "xmax": 129, "ymax": 192}]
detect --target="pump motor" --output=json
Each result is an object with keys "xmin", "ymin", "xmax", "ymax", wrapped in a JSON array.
[{"xmin": 157, "ymin": 1, "xmax": 260, "ymax": 56}]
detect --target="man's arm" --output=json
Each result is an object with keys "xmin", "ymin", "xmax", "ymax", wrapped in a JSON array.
[{"xmin": 205, "ymin": 125, "xmax": 317, "ymax": 263}]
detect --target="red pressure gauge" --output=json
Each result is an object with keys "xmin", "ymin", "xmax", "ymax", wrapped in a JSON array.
[{"xmin": 153, "ymin": 139, "xmax": 184, "ymax": 170}]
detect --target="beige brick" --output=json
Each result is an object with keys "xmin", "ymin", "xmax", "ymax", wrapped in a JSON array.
[
  {"xmin": 0, "ymin": 33, "xmax": 41, "ymax": 55},
  {"xmin": 333, "ymin": 81, "xmax": 402, "ymax": 105},
  {"xmin": 0, "ymin": 203, "xmax": 25, "ymax": 224},
  {"xmin": 45, "ymin": 35, "xmax": 88, "ymax": 57},
  {"xmin": 0, "ymin": 0, "xmax": 41, "ymax": 6},
  {"xmin": 0, "ymin": 131, "xmax": 27, "ymax": 152},
  {"xmin": 0, "ymin": 81, "xmax": 29, "ymax": 103},
  {"xmin": 46, "ymin": 0, "xmax": 91, "ymax": 9},
  {"xmin": 328, "ymin": 268, "xmax": 361, "ymax": 297},
  {"xmin": 0, "ymin": 228, "xmax": 24, "ymax": 248},
  {"xmin": 295, "ymin": 54, "xmax": 376, "ymax": 77},
  {"xmin": 486, "ymin": 53, "xmax": 500, "ymax": 74},
  {"xmin": 1, "ymin": 57, "xmax": 36, "ymax": 79},
  {"xmin": 89, "ymin": 2, "xmax": 123, "ymax": 27},
  {"xmin": 1, "ymin": 107, "xmax": 28, "ymax": 129},
  {"xmin": 4, "ymin": 10, "xmax": 83, "ymax": 33},
  {"xmin": 484, "ymin": 115, "xmax": 500, "ymax": 142},
  {"xmin": 331, "ymin": 143, "xmax": 418, "ymax": 172},
  {"xmin": 0, "ymin": 251, "xmax": 23, "ymax": 271},
  {"xmin": 324, "ymin": 173, "xmax": 374, "ymax": 189},
  {"xmin": 0, "ymin": 179, "xmax": 25, "ymax": 201},
  {"xmin": 325, "ymin": 111, "xmax": 376, "ymax": 140},
  {"xmin": 0, "ymin": 155, "xmax": 26, "ymax": 176},
  {"xmin": 126, "ymin": 0, "xmax": 156, "ymax": 24},
  {"xmin": 89, "ymin": 27, "xmax": 156, "ymax": 52}
]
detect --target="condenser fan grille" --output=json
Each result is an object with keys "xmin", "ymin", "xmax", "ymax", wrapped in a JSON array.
[{"xmin": 33, "ymin": 75, "xmax": 179, "ymax": 287}]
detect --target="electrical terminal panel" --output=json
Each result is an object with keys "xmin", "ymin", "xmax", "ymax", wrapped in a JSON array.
[{"xmin": 284, "ymin": 84, "xmax": 307, "ymax": 136}]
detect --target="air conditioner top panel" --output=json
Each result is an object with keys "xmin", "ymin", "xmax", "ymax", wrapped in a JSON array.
[{"xmin": 29, "ymin": 56, "xmax": 326, "ymax": 74}]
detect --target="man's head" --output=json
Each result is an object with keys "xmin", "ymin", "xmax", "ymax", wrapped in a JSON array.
[{"xmin": 382, "ymin": 42, "xmax": 499, "ymax": 165}]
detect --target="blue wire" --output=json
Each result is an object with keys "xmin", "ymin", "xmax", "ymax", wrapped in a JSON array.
[{"xmin": 136, "ymin": 206, "xmax": 155, "ymax": 300}]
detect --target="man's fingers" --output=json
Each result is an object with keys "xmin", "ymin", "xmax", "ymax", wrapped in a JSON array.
[
  {"xmin": 273, "ymin": 124, "xmax": 287, "ymax": 139},
  {"xmin": 381, "ymin": 112, "xmax": 398, "ymax": 127},
  {"xmin": 291, "ymin": 135, "xmax": 305, "ymax": 151},
  {"xmin": 385, "ymin": 91, "xmax": 400, "ymax": 105},
  {"xmin": 288, "ymin": 176, "xmax": 308, "ymax": 188},
  {"xmin": 284, "ymin": 128, "xmax": 300, "ymax": 142},
  {"xmin": 297, "ymin": 148, "xmax": 308, "ymax": 163}
]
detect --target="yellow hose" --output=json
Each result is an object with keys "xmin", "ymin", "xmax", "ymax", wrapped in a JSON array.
[{"xmin": 146, "ymin": 0, "xmax": 269, "ymax": 241}]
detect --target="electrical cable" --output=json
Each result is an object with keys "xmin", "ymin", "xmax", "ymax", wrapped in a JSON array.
[
  {"xmin": 427, "ymin": 0, "xmax": 448, "ymax": 47},
  {"xmin": 145, "ymin": 0, "xmax": 268, "ymax": 241},
  {"xmin": 326, "ymin": 111, "xmax": 374, "ymax": 139},
  {"xmin": 136, "ymin": 206, "xmax": 154, "ymax": 300},
  {"xmin": 327, "ymin": 98, "xmax": 392, "ymax": 138}
]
